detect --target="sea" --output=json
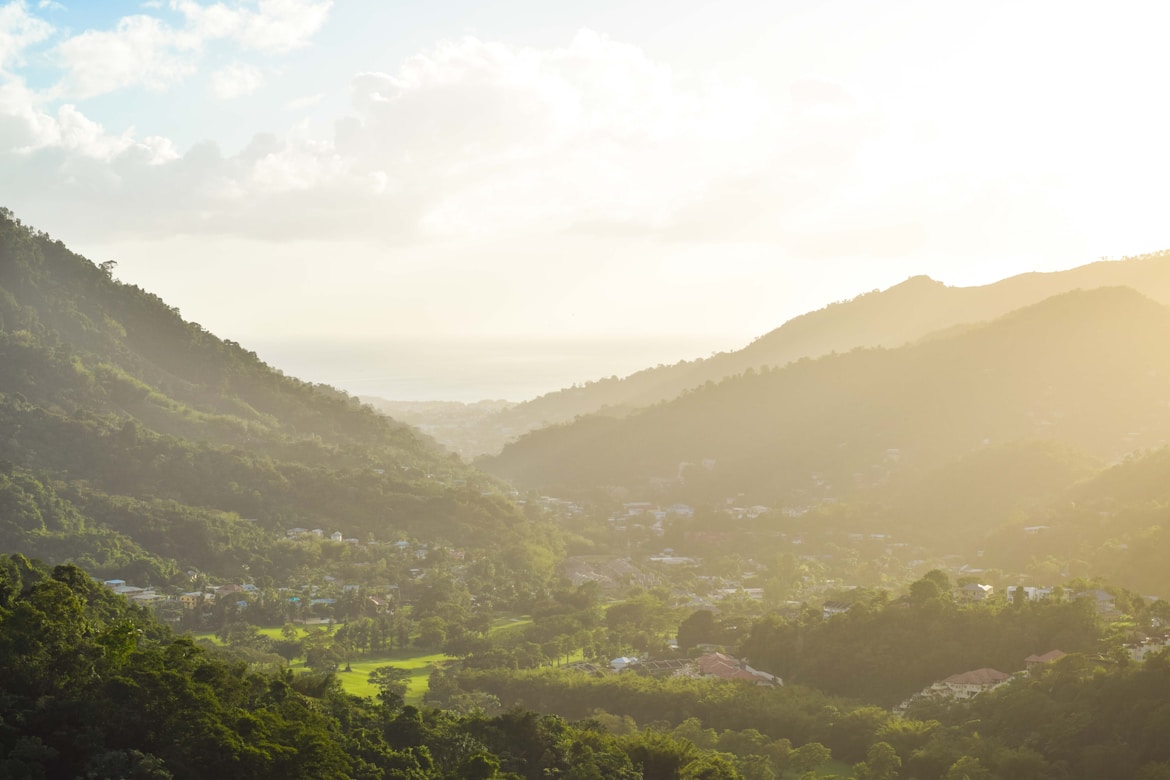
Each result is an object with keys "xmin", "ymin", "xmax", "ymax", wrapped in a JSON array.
[{"xmin": 249, "ymin": 335, "xmax": 743, "ymax": 403}]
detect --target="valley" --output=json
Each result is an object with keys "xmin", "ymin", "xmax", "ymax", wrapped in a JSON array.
[{"xmin": 5, "ymin": 207, "xmax": 1170, "ymax": 778}]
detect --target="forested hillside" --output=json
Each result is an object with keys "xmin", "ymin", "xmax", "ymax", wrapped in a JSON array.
[
  {"xmin": 0, "ymin": 555, "xmax": 769, "ymax": 780},
  {"xmin": 414, "ymin": 251, "xmax": 1170, "ymax": 456},
  {"xmin": 484, "ymin": 286, "xmax": 1170, "ymax": 503},
  {"xmin": 0, "ymin": 208, "xmax": 529, "ymax": 586}
]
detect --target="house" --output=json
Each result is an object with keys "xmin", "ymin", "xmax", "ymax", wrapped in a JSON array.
[
  {"xmin": 1007, "ymin": 586, "xmax": 1053, "ymax": 603},
  {"xmin": 330, "ymin": 531, "xmax": 343, "ymax": 542},
  {"xmin": 112, "ymin": 584, "xmax": 148, "ymax": 597},
  {"xmin": 179, "ymin": 592, "xmax": 203, "ymax": 609},
  {"xmin": 648, "ymin": 554, "xmax": 698, "ymax": 566},
  {"xmin": 695, "ymin": 652, "xmax": 781, "ymax": 686},
  {"xmin": 823, "ymin": 601, "xmax": 852, "ymax": 620},
  {"xmin": 955, "ymin": 583, "xmax": 993, "ymax": 603},
  {"xmin": 610, "ymin": 656, "xmax": 639, "ymax": 672},
  {"xmin": 1127, "ymin": 636, "xmax": 1170, "ymax": 662},
  {"xmin": 931, "ymin": 668, "xmax": 1011, "ymax": 700},
  {"xmin": 1025, "ymin": 650, "xmax": 1067, "ymax": 671}
]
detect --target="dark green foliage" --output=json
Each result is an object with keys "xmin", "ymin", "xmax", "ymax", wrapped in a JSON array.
[
  {"xmin": 740, "ymin": 577, "xmax": 1103, "ymax": 706},
  {"xmin": 0, "ymin": 555, "xmax": 751, "ymax": 779}
]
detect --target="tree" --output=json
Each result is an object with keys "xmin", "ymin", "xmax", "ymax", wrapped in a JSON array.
[
  {"xmin": 678, "ymin": 609, "xmax": 719, "ymax": 652},
  {"xmin": 854, "ymin": 741, "xmax": 901, "ymax": 780},
  {"xmin": 459, "ymin": 752, "xmax": 501, "ymax": 780},
  {"xmin": 418, "ymin": 616, "xmax": 447, "ymax": 648},
  {"xmin": 943, "ymin": 755, "xmax": 992, "ymax": 780},
  {"xmin": 680, "ymin": 753, "xmax": 741, "ymax": 780},
  {"xmin": 789, "ymin": 743, "xmax": 831, "ymax": 775},
  {"xmin": 305, "ymin": 644, "xmax": 340, "ymax": 671},
  {"xmin": 368, "ymin": 665, "xmax": 411, "ymax": 706}
]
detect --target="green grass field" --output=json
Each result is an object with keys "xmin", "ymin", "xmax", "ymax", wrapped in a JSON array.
[
  {"xmin": 488, "ymin": 614, "xmax": 532, "ymax": 636},
  {"xmin": 189, "ymin": 628, "xmax": 452, "ymax": 704},
  {"xmin": 191, "ymin": 625, "xmax": 314, "ymax": 645},
  {"xmin": 325, "ymin": 650, "xmax": 453, "ymax": 703}
]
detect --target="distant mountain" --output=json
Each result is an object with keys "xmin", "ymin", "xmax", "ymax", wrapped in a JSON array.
[
  {"xmin": 0, "ymin": 208, "xmax": 524, "ymax": 583},
  {"xmin": 440, "ymin": 251, "xmax": 1170, "ymax": 456},
  {"xmin": 482, "ymin": 286, "xmax": 1170, "ymax": 503}
]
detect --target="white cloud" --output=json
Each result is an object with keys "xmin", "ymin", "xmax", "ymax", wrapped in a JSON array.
[
  {"xmin": 7, "ymin": 22, "xmax": 1150, "ymax": 275},
  {"xmin": 0, "ymin": 77, "xmax": 180, "ymax": 165},
  {"xmin": 210, "ymin": 61, "xmax": 263, "ymax": 98},
  {"xmin": 54, "ymin": 15, "xmax": 199, "ymax": 98},
  {"xmin": 172, "ymin": 0, "xmax": 332, "ymax": 54},
  {"xmin": 336, "ymin": 30, "xmax": 778, "ymax": 240},
  {"xmin": 285, "ymin": 91, "xmax": 323, "ymax": 110},
  {"xmin": 0, "ymin": 29, "xmax": 847, "ymax": 245},
  {"xmin": 0, "ymin": 1, "xmax": 53, "ymax": 73},
  {"xmin": 47, "ymin": 0, "xmax": 332, "ymax": 99}
]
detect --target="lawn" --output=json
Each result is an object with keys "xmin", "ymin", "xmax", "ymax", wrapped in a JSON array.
[
  {"xmin": 189, "ymin": 628, "xmax": 451, "ymax": 704},
  {"xmin": 325, "ymin": 649, "xmax": 453, "ymax": 703},
  {"xmin": 488, "ymin": 614, "xmax": 532, "ymax": 636},
  {"xmin": 191, "ymin": 625, "xmax": 314, "ymax": 645}
]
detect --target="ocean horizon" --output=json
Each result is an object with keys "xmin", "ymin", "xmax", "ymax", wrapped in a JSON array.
[{"xmin": 249, "ymin": 335, "xmax": 744, "ymax": 403}]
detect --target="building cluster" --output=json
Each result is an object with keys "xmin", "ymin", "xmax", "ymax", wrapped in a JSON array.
[
  {"xmin": 601, "ymin": 651, "xmax": 781, "ymax": 686},
  {"xmin": 285, "ymin": 527, "xmax": 361, "ymax": 544}
]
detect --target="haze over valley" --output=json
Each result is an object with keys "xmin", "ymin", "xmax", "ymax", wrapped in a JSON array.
[{"xmin": 4, "ymin": 2, "xmax": 1170, "ymax": 779}]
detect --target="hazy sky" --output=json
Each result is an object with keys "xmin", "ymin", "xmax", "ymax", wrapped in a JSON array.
[{"xmin": 3, "ymin": 1, "xmax": 1170, "ymax": 397}]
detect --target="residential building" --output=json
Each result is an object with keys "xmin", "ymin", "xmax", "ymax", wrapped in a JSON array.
[
  {"xmin": 931, "ymin": 668, "xmax": 1011, "ymax": 699},
  {"xmin": 955, "ymin": 583, "xmax": 993, "ymax": 603},
  {"xmin": 1025, "ymin": 650, "xmax": 1067, "ymax": 671}
]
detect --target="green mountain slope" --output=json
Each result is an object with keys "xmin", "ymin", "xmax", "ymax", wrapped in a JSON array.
[
  {"xmin": 483, "ymin": 286, "xmax": 1170, "ymax": 503},
  {"xmin": 452, "ymin": 251, "xmax": 1170, "ymax": 456},
  {"xmin": 0, "ymin": 208, "xmax": 525, "ymax": 583},
  {"xmin": 979, "ymin": 445, "xmax": 1170, "ymax": 595}
]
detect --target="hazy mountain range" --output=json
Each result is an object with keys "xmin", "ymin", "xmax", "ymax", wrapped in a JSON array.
[
  {"xmin": 482, "ymin": 285, "xmax": 1170, "ymax": 500},
  {"xmin": 8, "ymin": 204, "xmax": 1170, "ymax": 598},
  {"xmin": 377, "ymin": 250, "xmax": 1170, "ymax": 457}
]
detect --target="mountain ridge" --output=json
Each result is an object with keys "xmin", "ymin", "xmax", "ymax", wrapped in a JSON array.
[
  {"xmin": 420, "ymin": 251, "xmax": 1170, "ymax": 456},
  {"xmin": 482, "ymin": 285, "xmax": 1170, "ymax": 503},
  {"xmin": 0, "ymin": 207, "xmax": 528, "ymax": 585}
]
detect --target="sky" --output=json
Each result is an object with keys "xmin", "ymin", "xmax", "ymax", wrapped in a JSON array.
[{"xmin": 3, "ymin": 1, "xmax": 1170, "ymax": 400}]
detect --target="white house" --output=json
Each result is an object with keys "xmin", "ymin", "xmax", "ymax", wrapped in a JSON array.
[
  {"xmin": 1007, "ymin": 585, "xmax": 1053, "ymax": 602},
  {"xmin": 931, "ymin": 668, "xmax": 1011, "ymax": 700}
]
